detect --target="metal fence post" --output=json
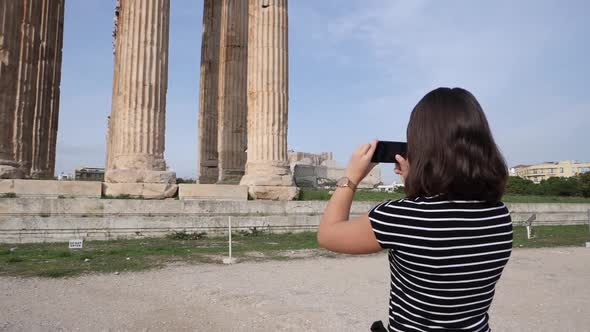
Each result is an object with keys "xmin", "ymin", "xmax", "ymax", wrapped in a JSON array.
[
  {"xmin": 223, "ymin": 216, "xmax": 236, "ymax": 264},
  {"xmin": 526, "ymin": 214, "xmax": 536, "ymax": 240}
]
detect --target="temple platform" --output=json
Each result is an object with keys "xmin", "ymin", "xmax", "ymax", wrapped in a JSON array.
[
  {"xmin": 178, "ymin": 184, "xmax": 248, "ymax": 201},
  {"xmin": 0, "ymin": 179, "xmax": 101, "ymax": 198}
]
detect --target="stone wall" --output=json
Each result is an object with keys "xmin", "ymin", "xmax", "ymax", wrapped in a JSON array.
[{"xmin": 0, "ymin": 198, "xmax": 588, "ymax": 243}]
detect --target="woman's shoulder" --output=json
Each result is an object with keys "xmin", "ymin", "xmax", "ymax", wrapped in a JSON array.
[{"xmin": 373, "ymin": 194, "xmax": 508, "ymax": 212}]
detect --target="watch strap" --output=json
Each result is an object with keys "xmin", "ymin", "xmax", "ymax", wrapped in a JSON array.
[{"xmin": 337, "ymin": 177, "xmax": 357, "ymax": 191}]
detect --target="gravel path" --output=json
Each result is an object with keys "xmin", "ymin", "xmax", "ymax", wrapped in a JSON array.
[{"xmin": 1, "ymin": 247, "xmax": 589, "ymax": 331}]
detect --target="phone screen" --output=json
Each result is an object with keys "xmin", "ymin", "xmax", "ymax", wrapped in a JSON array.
[{"xmin": 371, "ymin": 141, "xmax": 407, "ymax": 163}]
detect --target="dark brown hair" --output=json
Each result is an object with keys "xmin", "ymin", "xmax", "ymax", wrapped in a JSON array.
[{"xmin": 404, "ymin": 87, "xmax": 507, "ymax": 202}]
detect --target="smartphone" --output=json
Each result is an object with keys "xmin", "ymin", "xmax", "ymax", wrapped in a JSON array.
[{"xmin": 371, "ymin": 141, "xmax": 407, "ymax": 163}]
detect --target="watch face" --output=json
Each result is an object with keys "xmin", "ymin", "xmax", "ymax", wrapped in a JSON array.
[{"xmin": 336, "ymin": 177, "xmax": 348, "ymax": 186}]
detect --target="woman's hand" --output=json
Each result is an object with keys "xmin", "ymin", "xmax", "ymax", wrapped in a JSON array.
[
  {"xmin": 344, "ymin": 140, "xmax": 378, "ymax": 185},
  {"xmin": 394, "ymin": 154, "xmax": 409, "ymax": 183}
]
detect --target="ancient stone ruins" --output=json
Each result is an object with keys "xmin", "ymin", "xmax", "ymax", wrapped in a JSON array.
[
  {"xmin": 0, "ymin": 0, "xmax": 304, "ymax": 200},
  {"xmin": 0, "ymin": 0, "xmax": 64, "ymax": 180}
]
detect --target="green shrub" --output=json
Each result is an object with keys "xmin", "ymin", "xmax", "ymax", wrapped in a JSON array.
[
  {"xmin": 506, "ymin": 177, "xmax": 537, "ymax": 195},
  {"xmin": 176, "ymin": 178, "xmax": 196, "ymax": 184},
  {"xmin": 7, "ymin": 256, "xmax": 24, "ymax": 263},
  {"xmin": 537, "ymin": 177, "xmax": 580, "ymax": 196},
  {"xmin": 166, "ymin": 231, "xmax": 207, "ymax": 240},
  {"xmin": 506, "ymin": 175, "xmax": 587, "ymax": 197},
  {"xmin": 579, "ymin": 172, "xmax": 590, "ymax": 198}
]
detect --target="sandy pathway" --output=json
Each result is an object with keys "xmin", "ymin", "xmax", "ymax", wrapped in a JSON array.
[{"xmin": 1, "ymin": 247, "xmax": 589, "ymax": 331}]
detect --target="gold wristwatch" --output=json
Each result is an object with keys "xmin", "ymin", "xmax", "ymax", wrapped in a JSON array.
[{"xmin": 336, "ymin": 177, "xmax": 357, "ymax": 191}]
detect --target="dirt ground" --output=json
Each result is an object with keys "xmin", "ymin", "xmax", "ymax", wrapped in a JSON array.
[{"xmin": 1, "ymin": 247, "xmax": 589, "ymax": 332}]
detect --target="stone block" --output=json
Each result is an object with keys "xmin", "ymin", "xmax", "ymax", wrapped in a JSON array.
[
  {"xmin": 0, "ymin": 164, "xmax": 24, "ymax": 179},
  {"xmin": 294, "ymin": 176, "xmax": 317, "ymax": 187},
  {"xmin": 0, "ymin": 179, "xmax": 102, "ymax": 198},
  {"xmin": 0, "ymin": 199, "xmax": 588, "ymax": 243},
  {"xmin": 248, "ymin": 185, "xmax": 300, "ymax": 201},
  {"xmin": 240, "ymin": 172, "xmax": 296, "ymax": 187},
  {"xmin": 294, "ymin": 164, "xmax": 316, "ymax": 177},
  {"xmin": 102, "ymin": 182, "xmax": 178, "ymax": 199},
  {"xmin": 178, "ymin": 184, "xmax": 248, "ymax": 201},
  {"xmin": 104, "ymin": 169, "xmax": 176, "ymax": 184}
]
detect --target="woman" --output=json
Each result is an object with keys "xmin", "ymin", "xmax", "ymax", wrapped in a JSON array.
[{"xmin": 317, "ymin": 87, "xmax": 512, "ymax": 332}]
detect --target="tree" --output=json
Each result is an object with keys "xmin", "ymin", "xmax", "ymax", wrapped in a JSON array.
[
  {"xmin": 578, "ymin": 172, "xmax": 590, "ymax": 198},
  {"xmin": 505, "ymin": 176, "xmax": 537, "ymax": 195},
  {"xmin": 538, "ymin": 176, "xmax": 580, "ymax": 197}
]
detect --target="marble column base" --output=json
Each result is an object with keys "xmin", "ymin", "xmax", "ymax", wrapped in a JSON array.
[
  {"xmin": 102, "ymin": 182, "xmax": 178, "ymax": 199},
  {"xmin": 198, "ymin": 162, "xmax": 218, "ymax": 184},
  {"xmin": 240, "ymin": 162, "xmax": 299, "ymax": 200},
  {"xmin": 0, "ymin": 160, "xmax": 24, "ymax": 179},
  {"xmin": 105, "ymin": 169, "xmax": 176, "ymax": 184},
  {"xmin": 246, "ymin": 185, "xmax": 300, "ymax": 201},
  {"xmin": 217, "ymin": 169, "xmax": 244, "ymax": 185}
]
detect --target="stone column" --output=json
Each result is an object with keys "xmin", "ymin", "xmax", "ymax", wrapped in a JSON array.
[
  {"xmin": 12, "ymin": 0, "xmax": 42, "ymax": 177},
  {"xmin": 30, "ymin": 0, "xmax": 65, "ymax": 179},
  {"xmin": 197, "ymin": 0, "xmax": 222, "ymax": 184},
  {"xmin": 106, "ymin": 116, "xmax": 113, "ymax": 170},
  {"xmin": 44, "ymin": 0, "xmax": 65, "ymax": 178},
  {"xmin": 0, "ymin": 1, "xmax": 24, "ymax": 178},
  {"xmin": 217, "ymin": 0, "xmax": 248, "ymax": 184},
  {"xmin": 107, "ymin": 1, "xmax": 121, "ymax": 171},
  {"xmin": 105, "ymin": 0, "xmax": 176, "ymax": 198},
  {"xmin": 240, "ymin": 0, "xmax": 298, "ymax": 200}
]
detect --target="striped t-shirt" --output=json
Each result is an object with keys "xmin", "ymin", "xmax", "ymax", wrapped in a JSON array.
[{"xmin": 369, "ymin": 194, "xmax": 512, "ymax": 332}]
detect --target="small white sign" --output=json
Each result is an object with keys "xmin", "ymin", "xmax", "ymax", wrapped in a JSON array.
[{"xmin": 69, "ymin": 239, "xmax": 83, "ymax": 249}]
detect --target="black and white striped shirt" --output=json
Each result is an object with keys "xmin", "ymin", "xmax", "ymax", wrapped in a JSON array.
[{"xmin": 369, "ymin": 194, "xmax": 512, "ymax": 332}]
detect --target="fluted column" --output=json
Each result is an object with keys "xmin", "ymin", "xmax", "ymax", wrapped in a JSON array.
[
  {"xmin": 44, "ymin": 0, "xmax": 65, "ymax": 178},
  {"xmin": 217, "ymin": 0, "xmax": 248, "ymax": 184},
  {"xmin": 0, "ymin": 1, "xmax": 24, "ymax": 178},
  {"xmin": 30, "ymin": 0, "xmax": 65, "ymax": 179},
  {"xmin": 107, "ymin": 1, "xmax": 121, "ymax": 171},
  {"xmin": 240, "ymin": 0, "xmax": 298, "ymax": 200},
  {"xmin": 12, "ymin": 0, "xmax": 42, "ymax": 177},
  {"xmin": 106, "ymin": 116, "xmax": 113, "ymax": 169},
  {"xmin": 106, "ymin": 0, "xmax": 176, "ymax": 187},
  {"xmin": 197, "ymin": 0, "xmax": 222, "ymax": 184}
]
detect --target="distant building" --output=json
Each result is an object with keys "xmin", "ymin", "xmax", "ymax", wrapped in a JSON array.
[
  {"xmin": 509, "ymin": 164, "xmax": 531, "ymax": 176},
  {"xmin": 377, "ymin": 182, "xmax": 404, "ymax": 193},
  {"xmin": 57, "ymin": 172, "xmax": 73, "ymax": 181},
  {"xmin": 513, "ymin": 161, "xmax": 590, "ymax": 183},
  {"xmin": 74, "ymin": 167, "xmax": 105, "ymax": 181}
]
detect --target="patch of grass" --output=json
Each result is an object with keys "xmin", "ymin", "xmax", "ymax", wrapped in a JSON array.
[
  {"xmin": 37, "ymin": 268, "xmax": 78, "ymax": 278},
  {"xmin": 1, "ymin": 226, "xmax": 587, "ymax": 278},
  {"xmin": 298, "ymin": 189, "xmax": 590, "ymax": 203},
  {"xmin": 502, "ymin": 195, "xmax": 590, "ymax": 203},
  {"xmin": 236, "ymin": 226, "xmax": 270, "ymax": 237},
  {"xmin": 7, "ymin": 256, "xmax": 24, "ymax": 263},
  {"xmin": 166, "ymin": 231, "xmax": 207, "ymax": 240},
  {"xmin": 51, "ymin": 251, "xmax": 72, "ymax": 258},
  {"xmin": 0, "ymin": 232, "xmax": 321, "ymax": 278},
  {"xmin": 513, "ymin": 225, "xmax": 589, "ymax": 248},
  {"xmin": 298, "ymin": 189, "xmax": 332, "ymax": 201},
  {"xmin": 0, "ymin": 192, "xmax": 17, "ymax": 198}
]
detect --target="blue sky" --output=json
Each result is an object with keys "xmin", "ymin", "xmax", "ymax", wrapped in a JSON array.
[{"xmin": 57, "ymin": 0, "xmax": 590, "ymax": 183}]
